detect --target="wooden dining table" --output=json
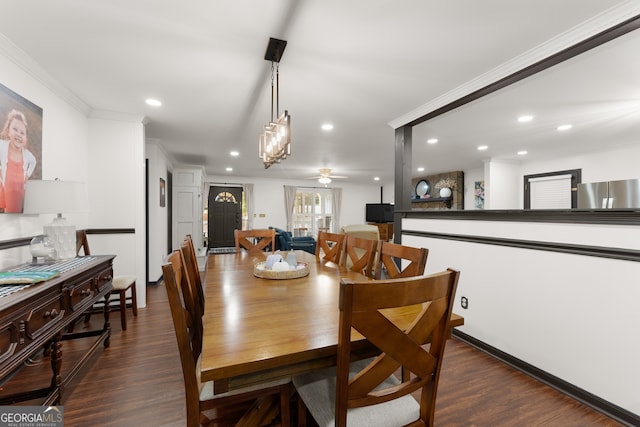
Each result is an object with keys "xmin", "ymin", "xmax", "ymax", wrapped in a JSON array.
[{"xmin": 200, "ymin": 250, "xmax": 464, "ymax": 395}]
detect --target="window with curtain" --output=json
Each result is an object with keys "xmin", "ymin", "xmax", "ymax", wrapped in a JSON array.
[
  {"xmin": 292, "ymin": 188, "xmax": 333, "ymax": 236},
  {"xmin": 240, "ymin": 191, "xmax": 248, "ymax": 230}
]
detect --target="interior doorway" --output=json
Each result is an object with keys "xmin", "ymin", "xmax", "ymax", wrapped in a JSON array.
[{"xmin": 207, "ymin": 186, "xmax": 242, "ymax": 248}]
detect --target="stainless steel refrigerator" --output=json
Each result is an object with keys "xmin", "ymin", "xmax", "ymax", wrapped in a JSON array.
[{"xmin": 577, "ymin": 178, "xmax": 640, "ymax": 208}]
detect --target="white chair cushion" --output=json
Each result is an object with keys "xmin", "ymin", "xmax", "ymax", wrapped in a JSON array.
[
  {"xmin": 293, "ymin": 359, "xmax": 420, "ymax": 427},
  {"xmin": 112, "ymin": 275, "xmax": 136, "ymax": 290}
]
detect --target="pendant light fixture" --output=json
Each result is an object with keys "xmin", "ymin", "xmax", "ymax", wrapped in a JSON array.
[{"xmin": 258, "ymin": 37, "xmax": 291, "ymax": 169}]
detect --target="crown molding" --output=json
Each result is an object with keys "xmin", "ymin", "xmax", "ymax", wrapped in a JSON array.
[
  {"xmin": 389, "ymin": 1, "xmax": 640, "ymax": 129},
  {"xmin": 145, "ymin": 138, "xmax": 172, "ymax": 160},
  {"xmin": 0, "ymin": 33, "xmax": 91, "ymax": 116},
  {"xmin": 89, "ymin": 109, "xmax": 147, "ymax": 124}
]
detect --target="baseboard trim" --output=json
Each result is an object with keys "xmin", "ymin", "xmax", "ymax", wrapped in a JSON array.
[{"xmin": 452, "ymin": 329, "xmax": 639, "ymax": 427}]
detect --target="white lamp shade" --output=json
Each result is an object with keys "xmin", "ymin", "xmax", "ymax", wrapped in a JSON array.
[
  {"xmin": 23, "ymin": 180, "xmax": 88, "ymax": 215},
  {"xmin": 23, "ymin": 180, "xmax": 88, "ymax": 260}
]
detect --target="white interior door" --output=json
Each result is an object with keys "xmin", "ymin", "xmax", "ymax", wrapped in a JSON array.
[{"xmin": 173, "ymin": 168, "xmax": 203, "ymax": 252}]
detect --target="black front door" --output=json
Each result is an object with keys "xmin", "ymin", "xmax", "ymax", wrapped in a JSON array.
[{"xmin": 208, "ymin": 186, "xmax": 242, "ymax": 248}]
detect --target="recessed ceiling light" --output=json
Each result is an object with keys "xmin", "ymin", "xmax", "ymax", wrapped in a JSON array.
[
  {"xmin": 477, "ymin": 145, "xmax": 488, "ymax": 151},
  {"xmin": 517, "ymin": 115, "xmax": 533, "ymax": 123},
  {"xmin": 145, "ymin": 98, "xmax": 162, "ymax": 107},
  {"xmin": 230, "ymin": 150, "xmax": 239, "ymax": 157},
  {"xmin": 557, "ymin": 124, "xmax": 573, "ymax": 131},
  {"xmin": 373, "ymin": 177, "xmax": 380, "ymax": 181},
  {"xmin": 225, "ymin": 167, "xmax": 233, "ymax": 172},
  {"xmin": 427, "ymin": 138, "xmax": 438, "ymax": 144},
  {"xmin": 517, "ymin": 150, "xmax": 528, "ymax": 155},
  {"xmin": 321, "ymin": 123, "xmax": 334, "ymax": 131},
  {"xmin": 417, "ymin": 167, "xmax": 425, "ymax": 172}
]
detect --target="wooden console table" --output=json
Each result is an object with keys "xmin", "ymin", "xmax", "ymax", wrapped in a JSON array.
[{"xmin": 0, "ymin": 255, "xmax": 113, "ymax": 405}]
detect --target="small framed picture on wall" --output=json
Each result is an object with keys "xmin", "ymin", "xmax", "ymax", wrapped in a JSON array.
[
  {"xmin": 474, "ymin": 180, "xmax": 485, "ymax": 209},
  {"xmin": 160, "ymin": 178, "xmax": 166, "ymax": 207}
]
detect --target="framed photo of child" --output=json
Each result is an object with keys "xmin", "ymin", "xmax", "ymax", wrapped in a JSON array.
[{"xmin": 0, "ymin": 82, "xmax": 43, "ymax": 213}]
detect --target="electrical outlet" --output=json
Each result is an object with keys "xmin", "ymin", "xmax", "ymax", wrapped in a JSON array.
[{"xmin": 461, "ymin": 296, "xmax": 468, "ymax": 309}]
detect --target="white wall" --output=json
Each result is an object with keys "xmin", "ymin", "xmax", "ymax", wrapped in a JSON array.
[
  {"xmin": 0, "ymin": 39, "xmax": 90, "ymax": 268},
  {"xmin": 416, "ymin": 124, "xmax": 640, "ymax": 416},
  {"xmin": 402, "ymin": 217, "xmax": 640, "ymax": 415},
  {"xmin": 471, "ymin": 144, "xmax": 640, "ymax": 209},
  {"xmin": 87, "ymin": 114, "xmax": 146, "ymax": 307},
  {"xmin": 145, "ymin": 141, "xmax": 171, "ymax": 282},
  {"xmin": 485, "ymin": 159, "xmax": 522, "ymax": 209},
  {"xmin": 206, "ymin": 174, "xmax": 382, "ymax": 231},
  {"xmin": 0, "ymin": 38, "xmax": 147, "ymax": 308},
  {"xmin": 520, "ymin": 144, "xmax": 640, "ymax": 184},
  {"xmin": 137, "ymin": 173, "xmax": 383, "ymax": 283}
]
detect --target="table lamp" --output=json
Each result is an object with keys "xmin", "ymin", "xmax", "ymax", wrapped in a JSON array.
[{"xmin": 23, "ymin": 179, "xmax": 89, "ymax": 260}]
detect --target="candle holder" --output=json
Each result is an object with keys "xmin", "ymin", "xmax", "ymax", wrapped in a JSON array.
[{"xmin": 29, "ymin": 235, "xmax": 57, "ymax": 264}]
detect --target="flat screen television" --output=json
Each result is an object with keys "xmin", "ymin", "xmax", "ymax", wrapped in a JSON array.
[{"xmin": 365, "ymin": 203, "xmax": 394, "ymax": 223}]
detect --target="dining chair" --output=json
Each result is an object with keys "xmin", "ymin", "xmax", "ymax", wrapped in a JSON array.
[
  {"xmin": 72, "ymin": 229, "xmax": 137, "ymax": 331},
  {"xmin": 374, "ymin": 241, "xmax": 429, "ymax": 280},
  {"xmin": 293, "ymin": 269, "xmax": 460, "ymax": 427},
  {"xmin": 315, "ymin": 231, "xmax": 346, "ymax": 263},
  {"xmin": 75, "ymin": 229, "xmax": 90, "ymax": 256},
  {"xmin": 162, "ymin": 254, "xmax": 292, "ymax": 427},
  {"xmin": 374, "ymin": 240, "xmax": 430, "ymax": 382},
  {"xmin": 234, "ymin": 228, "xmax": 275, "ymax": 253},
  {"xmin": 181, "ymin": 235, "xmax": 204, "ymax": 317},
  {"xmin": 340, "ymin": 234, "xmax": 377, "ymax": 277},
  {"xmin": 166, "ymin": 251, "xmax": 203, "ymax": 360}
]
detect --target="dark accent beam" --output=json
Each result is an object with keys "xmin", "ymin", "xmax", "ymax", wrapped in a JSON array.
[
  {"xmin": 402, "ymin": 229, "xmax": 640, "ymax": 262},
  {"xmin": 399, "ymin": 208, "xmax": 640, "ymax": 225},
  {"xmin": 0, "ymin": 237, "xmax": 33, "ymax": 251},
  {"xmin": 86, "ymin": 228, "xmax": 135, "ymax": 235},
  {"xmin": 0, "ymin": 228, "xmax": 136, "ymax": 251},
  {"xmin": 403, "ymin": 15, "xmax": 640, "ymax": 128},
  {"xmin": 394, "ymin": 125, "xmax": 412, "ymax": 243}
]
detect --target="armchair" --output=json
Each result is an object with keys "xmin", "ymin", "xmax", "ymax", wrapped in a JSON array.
[{"xmin": 270, "ymin": 227, "xmax": 316, "ymax": 254}]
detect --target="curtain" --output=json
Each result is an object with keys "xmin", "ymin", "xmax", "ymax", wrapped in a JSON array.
[
  {"xmin": 283, "ymin": 185, "xmax": 297, "ymax": 231},
  {"xmin": 243, "ymin": 183, "xmax": 254, "ymax": 229},
  {"xmin": 331, "ymin": 187, "xmax": 342, "ymax": 232}
]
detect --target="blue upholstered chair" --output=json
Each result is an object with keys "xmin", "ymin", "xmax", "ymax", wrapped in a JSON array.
[{"xmin": 270, "ymin": 227, "xmax": 316, "ymax": 254}]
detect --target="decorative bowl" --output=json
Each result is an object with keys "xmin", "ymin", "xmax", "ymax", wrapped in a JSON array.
[{"xmin": 253, "ymin": 262, "xmax": 309, "ymax": 280}]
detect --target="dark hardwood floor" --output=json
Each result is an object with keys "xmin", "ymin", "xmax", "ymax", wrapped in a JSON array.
[{"xmin": 51, "ymin": 283, "xmax": 622, "ymax": 426}]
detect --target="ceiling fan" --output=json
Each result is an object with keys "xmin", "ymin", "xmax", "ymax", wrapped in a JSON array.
[{"xmin": 306, "ymin": 168, "xmax": 348, "ymax": 184}]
